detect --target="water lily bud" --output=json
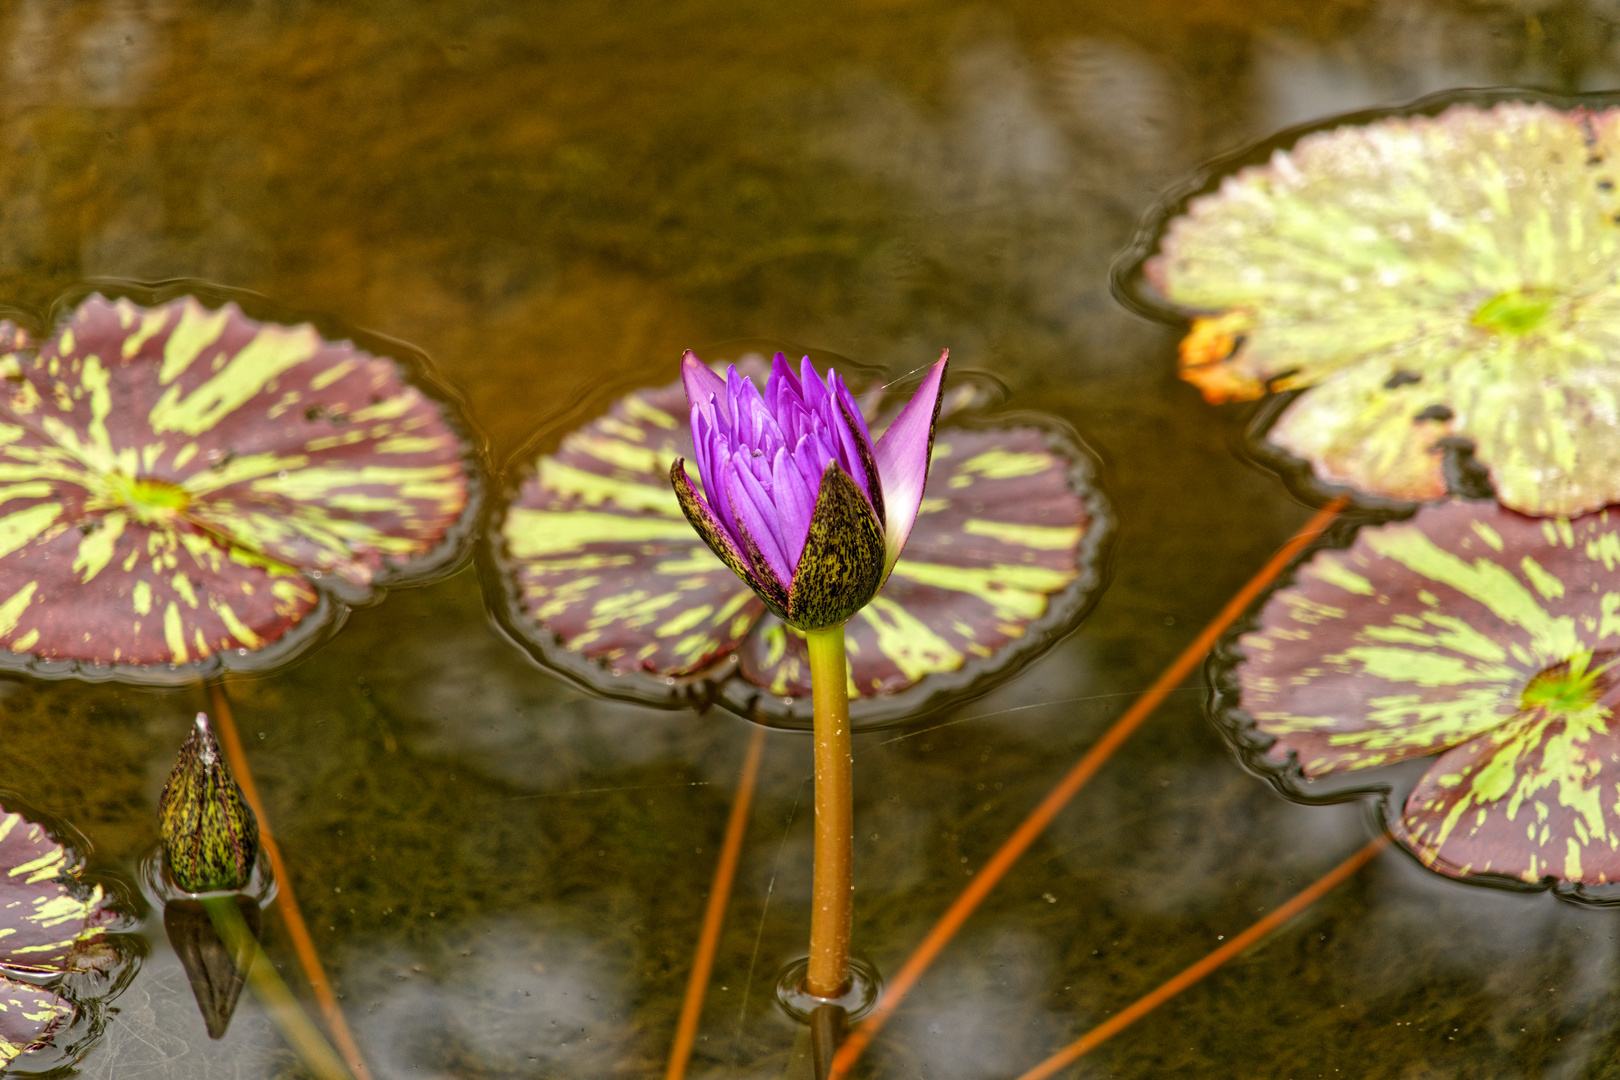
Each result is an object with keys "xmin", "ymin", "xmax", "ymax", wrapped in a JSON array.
[
  {"xmin": 671, "ymin": 350, "xmax": 948, "ymax": 630},
  {"xmin": 159, "ymin": 713, "xmax": 259, "ymax": 893}
]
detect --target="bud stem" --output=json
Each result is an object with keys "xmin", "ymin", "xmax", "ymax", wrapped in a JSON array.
[
  {"xmin": 202, "ymin": 895, "xmax": 355, "ymax": 1080},
  {"xmin": 804, "ymin": 625, "xmax": 854, "ymax": 999}
]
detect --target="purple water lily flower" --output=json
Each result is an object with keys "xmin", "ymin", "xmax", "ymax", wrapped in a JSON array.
[{"xmin": 671, "ymin": 349, "xmax": 949, "ymax": 630}]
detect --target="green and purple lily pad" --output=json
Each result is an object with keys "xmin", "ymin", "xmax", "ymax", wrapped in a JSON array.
[
  {"xmin": 1147, "ymin": 100, "xmax": 1620, "ymax": 517},
  {"xmin": 0, "ymin": 294, "xmax": 476, "ymax": 680},
  {"xmin": 489, "ymin": 359, "xmax": 1110, "ymax": 727},
  {"xmin": 1222, "ymin": 498, "xmax": 1620, "ymax": 892}
]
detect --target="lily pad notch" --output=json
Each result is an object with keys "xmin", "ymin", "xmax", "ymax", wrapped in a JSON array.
[
  {"xmin": 1126, "ymin": 91, "xmax": 1620, "ymax": 515},
  {"xmin": 0, "ymin": 291, "xmax": 483, "ymax": 683},
  {"xmin": 1214, "ymin": 498, "xmax": 1620, "ymax": 900},
  {"xmin": 486, "ymin": 358, "xmax": 1113, "ymax": 728}
]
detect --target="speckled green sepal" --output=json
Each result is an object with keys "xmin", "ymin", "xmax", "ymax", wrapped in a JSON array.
[
  {"xmin": 159, "ymin": 713, "xmax": 259, "ymax": 894},
  {"xmin": 786, "ymin": 464, "xmax": 885, "ymax": 630}
]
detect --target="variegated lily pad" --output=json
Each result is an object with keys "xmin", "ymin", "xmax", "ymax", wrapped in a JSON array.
[
  {"xmin": 488, "ymin": 362, "xmax": 1110, "ymax": 728},
  {"xmin": 1224, "ymin": 499, "xmax": 1620, "ymax": 891},
  {"xmin": 0, "ymin": 804, "xmax": 120, "ymax": 1068},
  {"xmin": 1146, "ymin": 100, "xmax": 1620, "ymax": 517},
  {"xmin": 0, "ymin": 294, "xmax": 474, "ymax": 679}
]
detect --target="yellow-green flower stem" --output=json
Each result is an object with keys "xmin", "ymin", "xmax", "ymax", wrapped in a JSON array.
[
  {"xmin": 202, "ymin": 895, "xmax": 354, "ymax": 1080},
  {"xmin": 805, "ymin": 624, "xmax": 854, "ymax": 1000}
]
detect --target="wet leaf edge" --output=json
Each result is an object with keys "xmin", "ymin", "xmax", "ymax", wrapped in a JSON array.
[
  {"xmin": 0, "ymin": 281, "xmax": 491, "ymax": 686},
  {"xmin": 479, "ymin": 404, "xmax": 1114, "ymax": 731},
  {"xmin": 0, "ymin": 787, "xmax": 146, "ymax": 1072},
  {"xmin": 1203, "ymin": 500, "xmax": 1620, "ymax": 907}
]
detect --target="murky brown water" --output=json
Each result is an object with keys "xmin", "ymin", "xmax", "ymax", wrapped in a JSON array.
[{"xmin": 4, "ymin": 1, "xmax": 1620, "ymax": 1077}]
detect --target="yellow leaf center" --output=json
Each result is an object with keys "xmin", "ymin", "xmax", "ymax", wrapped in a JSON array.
[
  {"xmin": 1472, "ymin": 289, "xmax": 1555, "ymax": 335},
  {"xmin": 102, "ymin": 474, "xmax": 192, "ymax": 524},
  {"xmin": 1520, "ymin": 651, "xmax": 1616, "ymax": 713}
]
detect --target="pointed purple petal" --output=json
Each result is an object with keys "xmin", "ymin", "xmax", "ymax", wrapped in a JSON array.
[
  {"xmin": 725, "ymin": 460, "xmax": 794, "ymax": 596},
  {"xmin": 830, "ymin": 370, "xmax": 882, "ymax": 521},
  {"xmin": 767, "ymin": 352, "xmax": 805, "ymax": 417},
  {"xmin": 689, "ymin": 404, "xmax": 717, "ymax": 494},
  {"xmin": 772, "ymin": 446, "xmax": 816, "ymax": 568},
  {"xmin": 873, "ymin": 349, "xmax": 949, "ymax": 574},
  {"xmin": 830, "ymin": 371, "xmax": 876, "ymax": 454},
  {"xmin": 681, "ymin": 351, "xmax": 726, "ymax": 412},
  {"xmin": 799, "ymin": 356, "xmax": 832, "ymax": 423}
]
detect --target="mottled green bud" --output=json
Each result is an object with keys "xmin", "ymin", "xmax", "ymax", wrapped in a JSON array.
[{"xmin": 159, "ymin": 714, "xmax": 259, "ymax": 893}]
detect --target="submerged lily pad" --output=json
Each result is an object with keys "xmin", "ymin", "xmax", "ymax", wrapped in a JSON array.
[
  {"xmin": 1224, "ymin": 499, "xmax": 1620, "ymax": 890},
  {"xmin": 488, "ymin": 362, "xmax": 1110, "ymax": 728},
  {"xmin": 1147, "ymin": 100, "xmax": 1620, "ymax": 517},
  {"xmin": 0, "ymin": 804, "xmax": 119, "ymax": 1067},
  {"xmin": 0, "ymin": 294, "xmax": 475, "ymax": 679}
]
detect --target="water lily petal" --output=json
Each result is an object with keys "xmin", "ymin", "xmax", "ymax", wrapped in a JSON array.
[
  {"xmin": 831, "ymin": 369, "xmax": 882, "ymax": 519},
  {"xmin": 767, "ymin": 352, "xmax": 805, "ymax": 417},
  {"xmin": 874, "ymin": 350, "xmax": 949, "ymax": 574},
  {"xmin": 772, "ymin": 446, "xmax": 815, "ymax": 568},
  {"xmin": 725, "ymin": 459, "xmax": 793, "ymax": 604},
  {"xmin": 681, "ymin": 350, "xmax": 726, "ymax": 413}
]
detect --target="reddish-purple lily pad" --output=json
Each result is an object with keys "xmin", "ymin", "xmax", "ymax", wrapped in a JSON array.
[
  {"xmin": 1226, "ymin": 499, "xmax": 1620, "ymax": 889},
  {"xmin": 489, "ymin": 361, "xmax": 1110, "ymax": 728},
  {"xmin": 0, "ymin": 805, "xmax": 119, "ymax": 1067},
  {"xmin": 0, "ymin": 294, "xmax": 474, "ymax": 679},
  {"xmin": 0, "ymin": 808, "xmax": 114, "ymax": 974}
]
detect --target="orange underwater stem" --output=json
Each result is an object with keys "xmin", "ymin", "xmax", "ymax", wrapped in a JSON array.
[
  {"xmin": 1012, "ymin": 835, "xmax": 1390, "ymax": 1080},
  {"xmin": 207, "ymin": 680, "xmax": 374, "ymax": 1080},
  {"xmin": 664, "ymin": 725, "xmax": 768, "ymax": 1080},
  {"xmin": 829, "ymin": 496, "xmax": 1348, "ymax": 1079}
]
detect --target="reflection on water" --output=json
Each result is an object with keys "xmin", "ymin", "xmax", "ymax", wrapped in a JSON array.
[
  {"xmin": 0, "ymin": 1, "xmax": 1619, "ymax": 1077},
  {"xmin": 351, "ymin": 915, "xmax": 634, "ymax": 1077},
  {"xmin": 78, "ymin": 943, "xmax": 288, "ymax": 1080}
]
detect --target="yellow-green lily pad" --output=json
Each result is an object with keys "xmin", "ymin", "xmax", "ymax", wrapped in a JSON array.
[{"xmin": 1147, "ymin": 100, "xmax": 1620, "ymax": 517}]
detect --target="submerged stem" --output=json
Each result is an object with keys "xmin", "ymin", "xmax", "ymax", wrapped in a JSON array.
[
  {"xmin": 805, "ymin": 625, "xmax": 854, "ymax": 1000},
  {"xmin": 201, "ymin": 895, "xmax": 354, "ymax": 1080}
]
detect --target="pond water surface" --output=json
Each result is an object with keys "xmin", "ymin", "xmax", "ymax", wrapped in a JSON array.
[{"xmin": 4, "ymin": 2, "xmax": 1620, "ymax": 1078}]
